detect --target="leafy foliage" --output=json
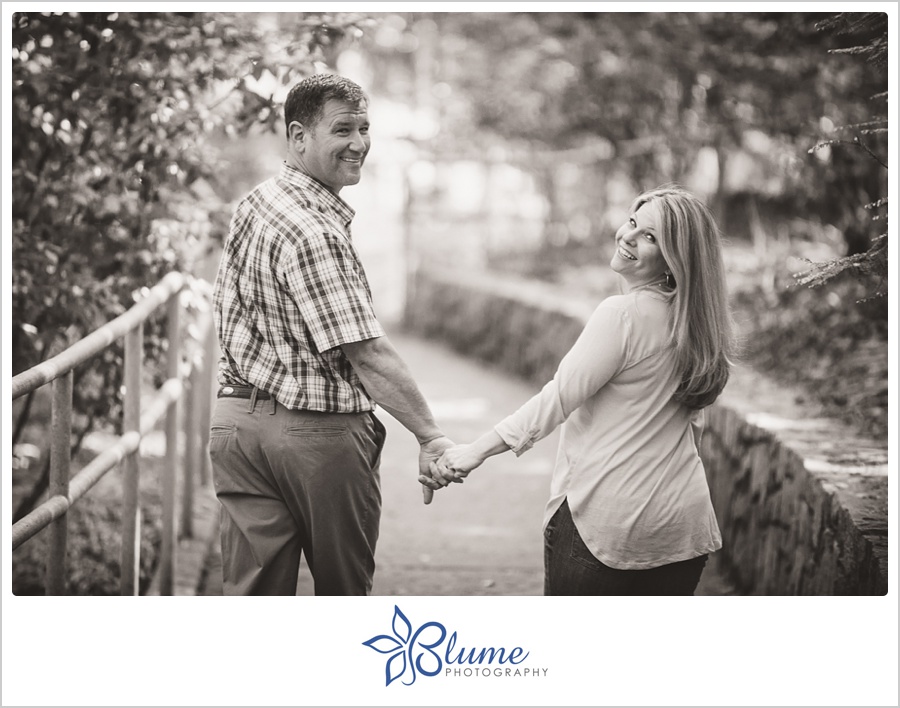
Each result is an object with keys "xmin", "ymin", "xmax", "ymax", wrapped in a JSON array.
[
  {"xmin": 732, "ymin": 266, "xmax": 888, "ymax": 439},
  {"xmin": 12, "ymin": 459, "xmax": 164, "ymax": 595},
  {"xmin": 364, "ymin": 11, "xmax": 887, "ymax": 295},
  {"xmin": 817, "ymin": 12, "xmax": 890, "ymax": 69},
  {"xmin": 11, "ymin": 11, "xmax": 378, "ymax": 517},
  {"xmin": 797, "ymin": 12, "xmax": 889, "ymax": 300}
]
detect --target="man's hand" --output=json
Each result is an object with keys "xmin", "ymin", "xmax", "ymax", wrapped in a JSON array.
[{"xmin": 418, "ymin": 436, "xmax": 455, "ymax": 505}]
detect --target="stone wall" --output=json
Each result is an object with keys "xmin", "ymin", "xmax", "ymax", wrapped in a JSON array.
[{"xmin": 404, "ymin": 267, "xmax": 888, "ymax": 595}]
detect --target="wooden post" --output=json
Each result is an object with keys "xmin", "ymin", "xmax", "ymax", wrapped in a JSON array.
[
  {"xmin": 46, "ymin": 372, "xmax": 73, "ymax": 595},
  {"xmin": 160, "ymin": 295, "xmax": 182, "ymax": 595},
  {"xmin": 200, "ymin": 316, "xmax": 216, "ymax": 487},
  {"xmin": 182, "ymin": 368, "xmax": 197, "ymax": 539},
  {"xmin": 121, "ymin": 325, "xmax": 143, "ymax": 596}
]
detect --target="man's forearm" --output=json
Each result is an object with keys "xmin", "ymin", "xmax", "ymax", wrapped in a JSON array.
[{"xmin": 341, "ymin": 336, "xmax": 442, "ymax": 443}]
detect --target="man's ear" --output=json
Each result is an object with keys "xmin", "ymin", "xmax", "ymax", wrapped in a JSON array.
[{"xmin": 288, "ymin": 120, "xmax": 305, "ymax": 148}]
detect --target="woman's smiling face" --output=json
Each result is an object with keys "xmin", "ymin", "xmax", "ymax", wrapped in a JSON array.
[{"xmin": 610, "ymin": 199, "xmax": 668, "ymax": 289}]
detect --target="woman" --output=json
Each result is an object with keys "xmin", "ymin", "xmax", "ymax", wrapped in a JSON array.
[{"xmin": 421, "ymin": 184, "xmax": 737, "ymax": 595}]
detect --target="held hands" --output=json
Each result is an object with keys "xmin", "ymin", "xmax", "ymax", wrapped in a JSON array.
[
  {"xmin": 418, "ymin": 443, "xmax": 485, "ymax": 496},
  {"xmin": 418, "ymin": 436, "xmax": 455, "ymax": 505},
  {"xmin": 419, "ymin": 431, "xmax": 505, "ymax": 503}
]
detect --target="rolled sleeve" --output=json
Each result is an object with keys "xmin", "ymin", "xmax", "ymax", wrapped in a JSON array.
[{"xmin": 494, "ymin": 421, "xmax": 540, "ymax": 457}]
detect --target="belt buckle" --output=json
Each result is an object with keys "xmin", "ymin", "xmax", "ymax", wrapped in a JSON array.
[{"xmin": 222, "ymin": 386, "xmax": 235, "ymax": 396}]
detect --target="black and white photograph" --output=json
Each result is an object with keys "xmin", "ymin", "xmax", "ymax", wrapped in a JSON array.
[{"xmin": 3, "ymin": 3, "xmax": 897, "ymax": 706}]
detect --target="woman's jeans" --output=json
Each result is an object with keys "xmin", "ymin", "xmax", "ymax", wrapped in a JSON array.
[{"xmin": 544, "ymin": 499, "xmax": 708, "ymax": 596}]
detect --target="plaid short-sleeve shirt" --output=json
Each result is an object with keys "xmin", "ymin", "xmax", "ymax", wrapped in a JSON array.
[{"xmin": 213, "ymin": 163, "xmax": 385, "ymax": 412}]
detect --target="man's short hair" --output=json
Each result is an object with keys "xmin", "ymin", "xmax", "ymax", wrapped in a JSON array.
[{"xmin": 284, "ymin": 73, "xmax": 368, "ymax": 138}]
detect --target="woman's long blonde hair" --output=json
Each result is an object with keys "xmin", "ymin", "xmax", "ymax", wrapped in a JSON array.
[{"xmin": 630, "ymin": 184, "xmax": 737, "ymax": 409}]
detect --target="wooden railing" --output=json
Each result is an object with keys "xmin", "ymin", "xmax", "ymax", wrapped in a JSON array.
[{"xmin": 11, "ymin": 271, "xmax": 217, "ymax": 595}]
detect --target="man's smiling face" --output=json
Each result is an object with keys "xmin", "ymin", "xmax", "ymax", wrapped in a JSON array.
[{"xmin": 293, "ymin": 98, "xmax": 370, "ymax": 194}]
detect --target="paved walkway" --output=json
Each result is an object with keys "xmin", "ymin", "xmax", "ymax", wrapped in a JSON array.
[{"xmin": 187, "ymin": 327, "xmax": 738, "ymax": 596}]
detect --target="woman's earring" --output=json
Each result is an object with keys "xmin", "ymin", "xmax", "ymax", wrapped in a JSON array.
[{"xmin": 665, "ymin": 271, "xmax": 675, "ymax": 288}]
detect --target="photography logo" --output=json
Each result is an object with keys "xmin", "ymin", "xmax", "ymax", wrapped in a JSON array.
[{"xmin": 362, "ymin": 605, "xmax": 548, "ymax": 687}]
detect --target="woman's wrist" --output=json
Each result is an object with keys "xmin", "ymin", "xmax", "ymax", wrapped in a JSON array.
[{"xmin": 472, "ymin": 430, "xmax": 510, "ymax": 462}]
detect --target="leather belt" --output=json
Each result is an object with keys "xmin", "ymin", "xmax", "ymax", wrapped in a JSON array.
[{"xmin": 217, "ymin": 385, "xmax": 271, "ymax": 400}]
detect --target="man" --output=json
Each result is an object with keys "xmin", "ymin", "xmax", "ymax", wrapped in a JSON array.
[{"xmin": 209, "ymin": 73, "xmax": 452, "ymax": 596}]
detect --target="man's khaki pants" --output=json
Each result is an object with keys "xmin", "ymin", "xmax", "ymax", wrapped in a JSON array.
[{"xmin": 209, "ymin": 395, "xmax": 386, "ymax": 595}]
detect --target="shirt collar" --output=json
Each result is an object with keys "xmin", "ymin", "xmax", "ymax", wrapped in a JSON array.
[{"xmin": 278, "ymin": 162, "xmax": 356, "ymax": 227}]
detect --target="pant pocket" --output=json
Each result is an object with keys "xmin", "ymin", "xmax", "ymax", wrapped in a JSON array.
[
  {"xmin": 368, "ymin": 414, "xmax": 387, "ymax": 469},
  {"xmin": 565, "ymin": 509, "xmax": 604, "ymax": 571}
]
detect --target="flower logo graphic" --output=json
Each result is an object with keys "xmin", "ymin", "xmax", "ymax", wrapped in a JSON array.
[{"xmin": 362, "ymin": 605, "xmax": 447, "ymax": 686}]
